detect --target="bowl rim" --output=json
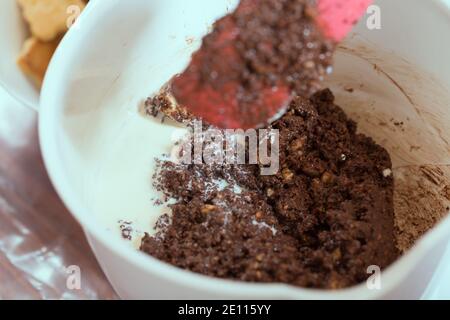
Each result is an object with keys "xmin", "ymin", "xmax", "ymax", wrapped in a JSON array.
[
  {"xmin": 39, "ymin": 0, "xmax": 450, "ymax": 299},
  {"xmin": 0, "ymin": 79, "xmax": 38, "ymax": 111}
]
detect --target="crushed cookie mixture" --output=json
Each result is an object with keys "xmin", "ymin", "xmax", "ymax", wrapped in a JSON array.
[{"xmin": 140, "ymin": 89, "xmax": 399, "ymax": 289}]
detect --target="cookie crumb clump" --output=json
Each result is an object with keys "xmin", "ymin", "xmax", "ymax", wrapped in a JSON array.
[{"xmin": 144, "ymin": 89, "xmax": 194, "ymax": 123}]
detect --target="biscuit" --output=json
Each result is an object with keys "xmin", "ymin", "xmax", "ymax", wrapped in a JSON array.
[
  {"xmin": 17, "ymin": 0, "xmax": 86, "ymax": 41},
  {"xmin": 17, "ymin": 36, "xmax": 60, "ymax": 87}
]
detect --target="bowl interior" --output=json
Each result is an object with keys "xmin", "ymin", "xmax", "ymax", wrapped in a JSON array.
[{"xmin": 40, "ymin": 0, "xmax": 450, "ymax": 298}]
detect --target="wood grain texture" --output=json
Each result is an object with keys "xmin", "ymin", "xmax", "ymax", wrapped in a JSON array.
[{"xmin": 0, "ymin": 89, "xmax": 118, "ymax": 299}]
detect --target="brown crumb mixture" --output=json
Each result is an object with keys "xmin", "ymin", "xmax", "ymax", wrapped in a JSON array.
[
  {"xmin": 143, "ymin": 89, "xmax": 194, "ymax": 123},
  {"xmin": 140, "ymin": 89, "xmax": 399, "ymax": 289}
]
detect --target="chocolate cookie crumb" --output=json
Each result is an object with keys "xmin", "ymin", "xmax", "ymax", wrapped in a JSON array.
[
  {"xmin": 119, "ymin": 220, "xmax": 133, "ymax": 241},
  {"xmin": 144, "ymin": 88, "xmax": 194, "ymax": 123},
  {"xmin": 141, "ymin": 89, "xmax": 399, "ymax": 289}
]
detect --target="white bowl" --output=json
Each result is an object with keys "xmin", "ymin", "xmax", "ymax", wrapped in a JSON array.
[
  {"xmin": 0, "ymin": 0, "xmax": 40, "ymax": 110},
  {"xmin": 39, "ymin": 0, "xmax": 450, "ymax": 299}
]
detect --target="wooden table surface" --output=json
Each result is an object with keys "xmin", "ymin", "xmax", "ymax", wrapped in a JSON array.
[{"xmin": 0, "ymin": 87, "xmax": 118, "ymax": 299}]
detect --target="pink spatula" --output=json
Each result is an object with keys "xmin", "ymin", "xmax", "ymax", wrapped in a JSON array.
[
  {"xmin": 316, "ymin": 0, "xmax": 373, "ymax": 42},
  {"xmin": 171, "ymin": 0, "xmax": 372, "ymax": 129}
]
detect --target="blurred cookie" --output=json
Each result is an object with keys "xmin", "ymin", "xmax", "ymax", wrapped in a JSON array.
[
  {"xmin": 17, "ymin": 36, "xmax": 60, "ymax": 87},
  {"xmin": 17, "ymin": 0, "xmax": 86, "ymax": 41}
]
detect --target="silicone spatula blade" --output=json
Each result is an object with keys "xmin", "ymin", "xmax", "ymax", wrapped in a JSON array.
[
  {"xmin": 171, "ymin": 0, "xmax": 372, "ymax": 129},
  {"xmin": 315, "ymin": 0, "xmax": 373, "ymax": 42}
]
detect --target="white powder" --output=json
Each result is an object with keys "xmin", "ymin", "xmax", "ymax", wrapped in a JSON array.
[
  {"xmin": 383, "ymin": 168, "xmax": 393, "ymax": 177},
  {"xmin": 251, "ymin": 219, "xmax": 277, "ymax": 236}
]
